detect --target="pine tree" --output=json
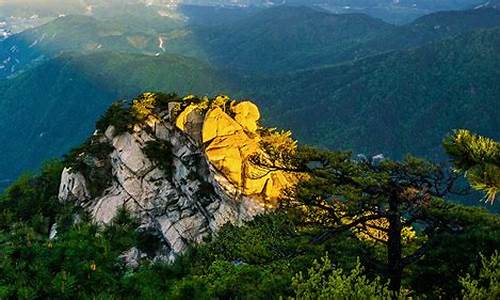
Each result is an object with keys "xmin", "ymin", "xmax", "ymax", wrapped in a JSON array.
[
  {"xmin": 284, "ymin": 147, "xmax": 460, "ymax": 292},
  {"xmin": 444, "ymin": 129, "xmax": 500, "ymax": 204}
]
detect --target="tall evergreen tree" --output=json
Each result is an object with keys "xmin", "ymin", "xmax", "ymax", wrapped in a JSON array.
[{"xmin": 285, "ymin": 147, "xmax": 461, "ymax": 292}]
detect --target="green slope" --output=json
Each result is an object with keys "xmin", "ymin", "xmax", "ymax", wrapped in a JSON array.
[
  {"xmin": 0, "ymin": 14, "xmax": 182, "ymax": 78},
  {"xmin": 0, "ymin": 51, "xmax": 234, "ymax": 189},
  {"xmin": 250, "ymin": 26, "xmax": 500, "ymax": 161},
  {"xmin": 1, "ymin": 5, "xmax": 500, "ymax": 189},
  {"xmin": 196, "ymin": 6, "xmax": 395, "ymax": 73},
  {"xmin": 192, "ymin": 6, "xmax": 500, "ymax": 73},
  {"xmin": 3, "ymin": 5, "xmax": 500, "ymax": 78}
]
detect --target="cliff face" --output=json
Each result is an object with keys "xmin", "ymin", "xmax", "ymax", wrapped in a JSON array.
[{"xmin": 58, "ymin": 93, "xmax": 300, "ymax": 261}]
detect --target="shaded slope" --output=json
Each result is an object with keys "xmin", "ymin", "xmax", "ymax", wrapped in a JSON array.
[
  {"xmin": 196, "ymin": 6, "xmax": 500, "ymax": 73},
  {"xmin": 250, "ymin": 26, "xmax": 500, "ymax": 160},
  {"xmin": 197, "ymin": 6, "xmax": 395, "ymax": 72},
  {"xmin": 0, "ymin": 51, "xmax": 233, "ymax": 189}
]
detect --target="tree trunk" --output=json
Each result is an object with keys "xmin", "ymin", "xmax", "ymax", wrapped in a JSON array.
[{"xmin": 387, "ymin": 196, "xmax": 403, "ymax": 292}]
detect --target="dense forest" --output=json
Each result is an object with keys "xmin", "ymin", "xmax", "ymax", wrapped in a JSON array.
[{"xmin": 0, "ymin": 95, "xmax": 498, "ymax": 299}]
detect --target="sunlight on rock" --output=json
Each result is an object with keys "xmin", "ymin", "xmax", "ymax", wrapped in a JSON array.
[{"xmin": 174, "ymin": 96, "xmax": 302, "ymax": 204}]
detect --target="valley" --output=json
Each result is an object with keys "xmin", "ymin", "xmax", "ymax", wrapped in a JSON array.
[
  {"xmin": 0, "ymin": 4, "xmax": 499, "ymax": 192},
  {"xmin": 0, "ymin": 2, "xmax": 499, "ymax": 299}
]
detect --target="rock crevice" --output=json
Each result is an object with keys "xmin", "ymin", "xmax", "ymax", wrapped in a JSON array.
[{"xmin": 58, "ymin": 94, "xmax": 301, "ymax": 260}]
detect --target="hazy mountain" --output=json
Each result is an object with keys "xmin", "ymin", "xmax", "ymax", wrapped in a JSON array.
[
  {"xmin": 196, "ymin": 6, "xmax": 500, "ymax": 72},
  {"xmin": 0, "ymin": 14, "xmax": 183, "ymax": 78},
  {"xmin": 0, "ymin": 4, "xmax": 261, "ymax": 78},
  {"xmin": 0, "ymin": 0, "xmax": 492, "ymax": 27},
  {"xmin": 186, "ymin": 0, "xmax": 494, "ymax": 23},
  {"xmin": 250, "ymin": 26, "xmax": 500, "ymax": 161},
  {"xmin": 3, "ymin": 5, "xmax": 498, "ymax": 78},
  {"xmin": 197, "ymin": 6, "xmax": 394, "ymax": 73},
  {"xmin": 0, "ymin": 51, "xmax": 234, "ymax": 189},
  {"xmin": 1, "ymin": 5, "xmax": 499, "ymax": 189}
]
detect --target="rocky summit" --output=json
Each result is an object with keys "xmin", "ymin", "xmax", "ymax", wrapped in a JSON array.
[{"xmin": 57, "ymin": 93, "xmax": 302, "ymax": 262}]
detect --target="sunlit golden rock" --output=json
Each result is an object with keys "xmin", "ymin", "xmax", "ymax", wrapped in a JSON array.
[
  {"xmin": 175, "ymin": 104, "xmax": 204, "ymax": 144},
  {"xmin": 202, "ymin": 107, "xmax": 244, "ymax": 143},
  {"xmin": 232, "ymin": 101, "xmax": 260, "ymax": 133},
  {"xmin": 173, "ymin": 98, "xmax": 301, "ymax": 204}
]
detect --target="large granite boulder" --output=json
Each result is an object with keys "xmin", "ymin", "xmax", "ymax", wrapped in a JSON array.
[{"xmin": 58, "ymin": 94, "xmax": 302, "ymax": 261}]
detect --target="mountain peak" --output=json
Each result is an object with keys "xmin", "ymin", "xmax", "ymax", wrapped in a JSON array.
[{"xmin": 58, "ymin": 93, "xmax": 302, "ymax": 261}]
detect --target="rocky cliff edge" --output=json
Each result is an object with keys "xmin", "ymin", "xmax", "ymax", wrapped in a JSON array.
[{"xmin": 57, "ymin": 93, "xmax": 302, "ymax": 261}]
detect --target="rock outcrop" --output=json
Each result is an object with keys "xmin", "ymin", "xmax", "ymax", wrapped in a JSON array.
[{"xmin": 58, "ymin": 93, "xmax": 301, "ymax": 261}]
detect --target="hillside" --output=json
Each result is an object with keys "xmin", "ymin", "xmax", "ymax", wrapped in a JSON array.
[
  {"xmin": 0, "ymin": 93, "xmax": 498, "ymax": 298},
  {"xmin": 250, "ymin": 26, "xmax": 500, "ymax": 160},
  {"xmin": 197, "ymin": 6, "xmax": 395, "ymax": 73},
  {"xmin": 376, "ymin": 7, "xmax": 500, "ymax": 50},
  {"xmin": 0, "ymin": 52, "xmax": 234, "ymax": 190},
  {"xmin": 1, "ymin": 5, "xmax": 500, "ymax": 189},
  {"xmin": 3, "ymin": 6, "xmax": 500, "ymax": 78},
  {"xmin": 2, "ymin": 11, "xmax": 500, "ymax": 189},
  {"xmin": 0, "ymin": 14, "xmax": 183, "ymax": 78},
  {"xmin": 196, "ymin": 6, "xmax": 500, "ymax": 73}
]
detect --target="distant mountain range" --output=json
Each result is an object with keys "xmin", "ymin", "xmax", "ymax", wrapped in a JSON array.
[
  {"xmin": 249, "ymin": 26, "xmax": 500, "ymax": 160},
  {"xmin": 196, "ymin": 6, "xmax": 500, "ymax": 72},
  {"xmin": 3, "ymin": 6, "xmax": 500, "ymax": 77},
  {"xmin": 0, "ymin": 0, "xmax": 496, "ymax": 26},
  {"xmin": 0, "ymin": 5, "xmax": 499, "ymax": 190}
]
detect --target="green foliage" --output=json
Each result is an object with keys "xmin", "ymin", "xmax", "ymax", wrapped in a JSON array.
[
  {"xmin": 291, "ymin": 256, "xmax": 403, "ymax": 300},
  {"xmin": 0, "ymin": 86, "xmax": 498, "ymax": 300},
  {"xmin": 407, "ymin": 199, "xmax": 500, "ymax": 297},
  {"xmin": 444, "ymin": 129, "xmax": 500, "ymax": 203},
  {"xmin": 288, "ymin": 146, "xmax": 489, "ymax": 293},
  {"xmin": 0, "ymin": 208, "xmax": 138, "ymax": 299},
  {"xmin": 132, "ymin": 92, "xmax": 181, "ymax": 122},
  {"xmin": 96, "ymin": 93, "xmax": 183, "ymax": 136},
  {"xmin": 168, "ymin": 212, "xmax": 371, "ymax": 299},
  {"xmin": 144, "ymin": 140, "xmax": 174, "ymax": 178},
  {"xmin": 0, "ymin": 160, "xmax": 64, "ymax": 233},
  {"xmin": 96, "ymin": 100, "xmax": 137, "ymax": 134},
  {"xmin": 460, "ymin": 252, "xmax": 500, "ymax": 300},
  {"xmin": 64, "ymin": 137, "xmax": 114, "ymax": 198}
]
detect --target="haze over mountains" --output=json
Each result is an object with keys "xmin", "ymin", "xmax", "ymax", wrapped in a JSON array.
[
  {"xmin": 0, "ymin": 3, "xmax": 499, "ymax": 191},
  {"xmin": 2, "ymin": 3, "xmax": 500, "ymax": 299}
]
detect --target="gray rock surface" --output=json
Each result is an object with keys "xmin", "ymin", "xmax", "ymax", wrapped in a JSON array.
[{"xmin": 58, "ymin": 111, "xmax": 269, "ymax": 261}]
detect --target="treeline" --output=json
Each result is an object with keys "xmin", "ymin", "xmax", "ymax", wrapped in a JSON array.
[{"xmin": 0, "ymin": 129, "xmax": 499, "ymax": 299}]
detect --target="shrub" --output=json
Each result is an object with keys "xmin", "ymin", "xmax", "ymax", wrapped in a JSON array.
[
  {"xmin": 144, "ymin": 140, "xmax": 174, "ymax": 178},
  {"xmin": 291, "ymin": 255, "xmax": 404, "ymax": 299},
  {"xmin": 96, "ymin": 100, "xmax": 136, "ymax": 134},
  {"xmin": 460, "ymin": 251, "xmax": 500, "ymax": 300}
]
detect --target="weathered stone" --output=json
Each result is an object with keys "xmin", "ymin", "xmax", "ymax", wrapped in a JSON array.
[
  {"xmin": 58, "ymin": 168, "xmax": 90, "ymax": 203},
  {"xmin": 201, "ymin": 104, "xmax": 298, "ymax": 201},
  {"xmin": 112, "ymin": 133, "xmax": 152, "ymax": 175},
  {"xmin": 232, "ymin": 101, "xmax": 260, "ymax": 133},
  {"xmin": 49, "ymin": 223, "xmax": 58, "ymax": 240},
  {"xmin": 58, "ymin": 97, "xmax": 302, "ymax": 262},
  {"xmin": 104, "ymin": 125, "xmax": 116, "ymax": 140},
  {"xmin": 91, "ymin": 187, "xmax": 128, "ymax": 224},
  {"xmin": 202, "ymin": 107, "xmax": 243, "ymax": 143},
  {"xmin": 175, "ymin": 104, "xmax": 204, "ymax": 144},
  {"xmin": 120, "ymin": 247, "xmax": 142, "ymax": 268}
]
